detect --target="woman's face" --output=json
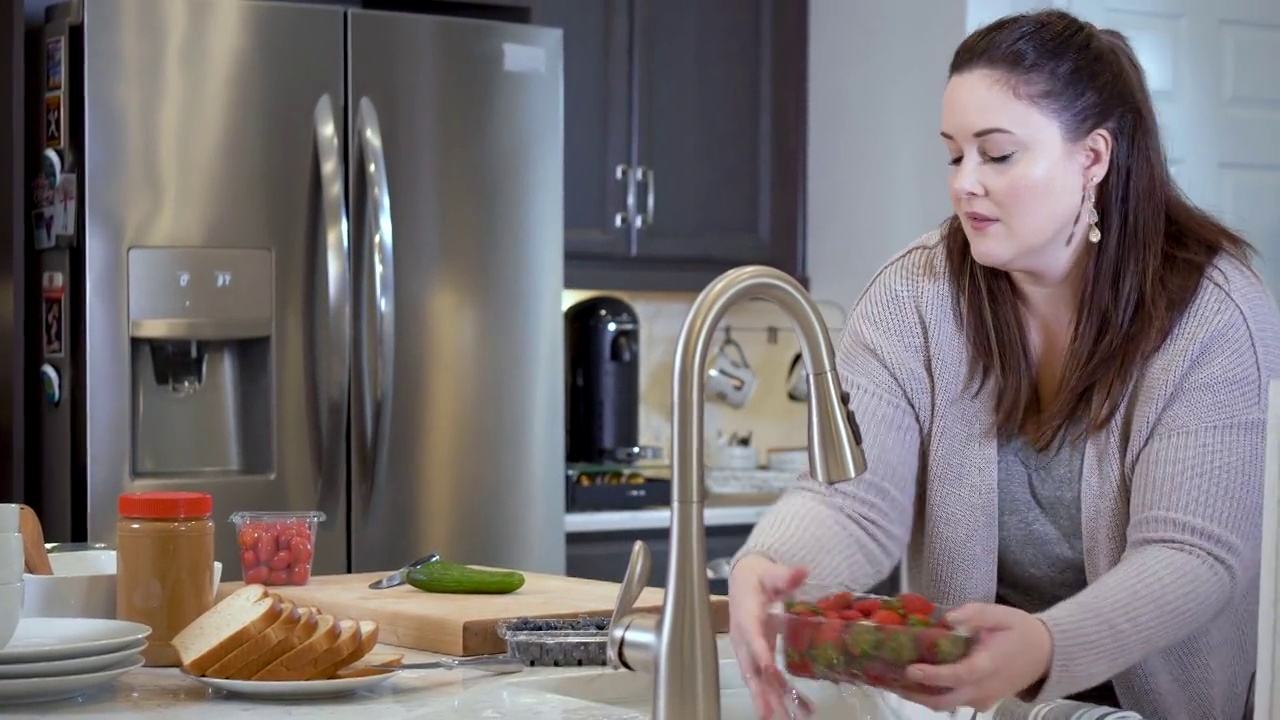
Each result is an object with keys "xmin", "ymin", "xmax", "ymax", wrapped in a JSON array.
[{"xmin": 940, "ymin": 70, "xmax": 1107, "ymax": 284}]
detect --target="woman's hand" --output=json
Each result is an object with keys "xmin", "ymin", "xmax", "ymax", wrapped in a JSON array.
[
  {"xmin": 727, "ymin": 553, "xmax": 814, "ymax": 719},
  {"xmin": 897, "ymin": 603, "xmax": 1053, "ymax": 712}
]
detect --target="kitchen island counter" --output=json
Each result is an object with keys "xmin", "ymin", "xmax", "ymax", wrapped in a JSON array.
[
  {"xmin": 2, "ymin": 637, "xmax": 745, "ymax": 719},
  {"xmin": 0, "ymin": 633, "xmax": 1139, "ymax": 719}
]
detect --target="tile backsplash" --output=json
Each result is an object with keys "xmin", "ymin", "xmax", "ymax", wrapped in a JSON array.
[{"xmin": 562, "ymin": 289, "xmax": 848, "ymax": 466}]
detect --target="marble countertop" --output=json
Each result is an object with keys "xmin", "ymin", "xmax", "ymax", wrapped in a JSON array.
[
  {"xmin": 1, "ymin": 634, "xmax": 1138, "ymax": 719},
  {"xmin": 2, "ymin": 638, "xmax": 743, "ymax": 719}
]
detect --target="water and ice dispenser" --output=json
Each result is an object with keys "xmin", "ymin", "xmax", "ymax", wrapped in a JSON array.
[{"xmin": 127, "ymin": 248, "xmax": 275, "ymax": 477}]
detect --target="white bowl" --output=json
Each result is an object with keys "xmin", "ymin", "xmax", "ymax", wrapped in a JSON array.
[
  {"xmin": 766, "ymin": 447, "xmax": 808, "ymax": 473},
  {"xmin": 0, "ymin": 504, "xmax": 17, "ymax": 534},
  {"xmin": 712, "ymin": 445, "xmax": 759, "ymax": 470},
  {"xmin": 22, "ymin": 550, "xmax": 222, "ymax": 619},
  {"xmin": 0, "ymin": 581, "xmax": 21, "ymax": 649},
  {"xmin": 0, "ymin": 533, "xmax": 21, "ymax": 585}
]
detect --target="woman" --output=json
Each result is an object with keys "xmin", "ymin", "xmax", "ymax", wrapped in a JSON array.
[{"xmin": 730, "ymin": 9, "xmax": 1279, "ymax": 720}]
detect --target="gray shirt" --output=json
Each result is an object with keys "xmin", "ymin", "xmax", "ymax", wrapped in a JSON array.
[{"xmin": 995, "ymin": 430, "xmax": 1088, "ymax": 614}]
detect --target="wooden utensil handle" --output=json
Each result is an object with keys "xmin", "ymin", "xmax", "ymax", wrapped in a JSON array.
[{"xmin": 18, "ymin": 504, "xmax": 53, "ymax": 575}]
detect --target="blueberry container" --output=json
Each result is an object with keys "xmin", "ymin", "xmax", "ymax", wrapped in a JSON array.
[{"xmin": 494, "ymin": 615, "xmax": 612, "ymax": 667}]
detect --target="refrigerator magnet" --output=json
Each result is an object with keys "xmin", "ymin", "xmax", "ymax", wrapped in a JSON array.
[
  {"xmin": 32, "ymin": 210, "xmax": 55, "ymax": 251},
  {"xmin": 43, "ymin": 295, "xmax": 65, "ymax": 358},
  {"xmin": 44, "ymin": 93, "xmax": 63, "ymax": 149},
  {"xmin": 40, "ymin": 148, "xmax": 61, "ymax": 193},
  {"xmin": 53, "ymin": 173, "xmax": 76, "ymax": 237},
  {"xmin": 40, "ymin": 364, "xmax": 61, "ymax": 408},
  {"xmin": 45, "ymin": 37, "xmax": 63, "ymax": 92},
  {"xmin": 41, "ymin": 271, "xmax": 64, "ymax": 300}
]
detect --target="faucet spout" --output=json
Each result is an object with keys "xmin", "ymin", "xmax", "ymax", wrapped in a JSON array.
[{"xmin": 606, "ymin": 265, "xmax": 869, "ymax": 720}]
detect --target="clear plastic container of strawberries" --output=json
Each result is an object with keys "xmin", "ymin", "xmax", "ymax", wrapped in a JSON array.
[{"xmin": 770, "ymin": 584, "xmax": 974, "ymax": 695}]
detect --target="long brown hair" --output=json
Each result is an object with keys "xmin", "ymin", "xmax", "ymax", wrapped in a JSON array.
[{"xmin": 944, "ymin": 10, "xmax": 1254, "ymax": 449}]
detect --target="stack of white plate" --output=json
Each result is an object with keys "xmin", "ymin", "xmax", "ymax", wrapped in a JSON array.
[
  {"xmin": 0, "ymin": 503, "xmax": 23, "ymax": 647},
  {"xmin": 0, "ymin": 617, "xmax": 150, "ymax": 705}
]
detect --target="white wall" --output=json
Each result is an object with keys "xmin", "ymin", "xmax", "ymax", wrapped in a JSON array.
[{"xmin": 806, "ymin": 0, "xmax": 1053, "ymax": 311}]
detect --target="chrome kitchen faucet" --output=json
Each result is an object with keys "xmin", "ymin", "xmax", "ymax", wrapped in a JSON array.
[{"xmin": 606, "ymin": 265, "xmax": 868, "ymax": 719}]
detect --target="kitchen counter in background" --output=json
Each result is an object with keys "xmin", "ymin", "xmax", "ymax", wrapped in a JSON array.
[
  {"xmin": 564, "ymin": 492, "xmax": 776, "ymax": 533},
  {"xmin": 561, "ymin": 492, "xmax": 903, "ymax": 601},
  {"xmin": 565, "ymin": 503, "xmax": 769, "ymax": 534}
]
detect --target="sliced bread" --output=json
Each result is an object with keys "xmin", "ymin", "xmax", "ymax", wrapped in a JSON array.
[
  {"xmin": 227, "ymin": 606, "xmax": 321, "ymax": 680},
  {"xmin": 173, "ymin": 584, "xmax": 284, "ymax": 676},
  {"xmin": 203, "ymin": 601, "xmax": 301, "ymax": 679},
  {"xmin": 251, "ymin": 612, "xmax": 342, "ymax": 681},
  {"xmin": 309, "ymin": 619, "xmax": 380, "ymax": 679},
  {"xmin": 334, "ymin": 652, "xmax": 403, "ymax": 679},
  {"xmin": 260, "ymin": 618, "xmax": 362, "ymax": 682}
]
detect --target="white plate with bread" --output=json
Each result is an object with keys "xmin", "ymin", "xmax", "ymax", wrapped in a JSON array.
[{"xmin": 173, "ymin": 584, "xmax": 401, "ymax": 700}]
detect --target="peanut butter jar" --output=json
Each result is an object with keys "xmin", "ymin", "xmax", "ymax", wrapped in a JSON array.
[{"xmin": 116, "ymin": 491, "xmax": 215, "ymax": 667}]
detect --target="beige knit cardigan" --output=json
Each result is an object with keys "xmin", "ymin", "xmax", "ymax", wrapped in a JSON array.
[{"xmin": 738, "ymin": 229, "xmax": 1280, "ymax": 719}]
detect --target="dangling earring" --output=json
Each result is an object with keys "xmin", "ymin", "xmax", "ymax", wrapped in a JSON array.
[{"xmin": 1086, "ymin": 178, "xmax": 1101, "ymax": 244}]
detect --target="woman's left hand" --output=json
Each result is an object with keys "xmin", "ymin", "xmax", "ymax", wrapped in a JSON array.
[{"xmin": 896, "ymin": 603, "xmax": 1054, "ymax": 712}]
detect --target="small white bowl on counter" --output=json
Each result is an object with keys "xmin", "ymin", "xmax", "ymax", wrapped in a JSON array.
[{"xmin": 22, "ymin": 550, "xmax": 221, "ymax": 620}]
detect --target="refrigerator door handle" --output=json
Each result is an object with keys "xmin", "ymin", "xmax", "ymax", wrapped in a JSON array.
[
  {"xmin": 312, "ymin": 93, "xmax": 351, "ymax": 514},
  {"xmin": 355, "ymin": 97, "xmax": 396, "ymax": 497}
]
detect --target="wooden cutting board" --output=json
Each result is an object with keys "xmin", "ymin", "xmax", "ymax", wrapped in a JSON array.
[{"xmin": 216, "ymin": 569, "xmax": 731, "ymax": 656}]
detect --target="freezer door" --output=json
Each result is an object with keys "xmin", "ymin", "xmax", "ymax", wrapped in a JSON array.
[
  {"xmin": 75, "ymin": 0, "xmax": 349, "ymax": 576},
  {"xmin": 348, "ymin": 12, "xmax": 566, "ymax": 574}
]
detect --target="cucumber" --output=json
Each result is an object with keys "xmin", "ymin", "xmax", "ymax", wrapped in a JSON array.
[{"xmin": 406, "ymin": 561, "xmax": 526, "ymax": 594}]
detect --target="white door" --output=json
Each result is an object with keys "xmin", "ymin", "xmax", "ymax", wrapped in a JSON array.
[{"xmin": 1062, "ymin": 0, "xmax": 1280, "ymax": 292}]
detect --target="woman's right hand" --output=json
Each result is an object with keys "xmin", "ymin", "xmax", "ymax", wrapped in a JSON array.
[{"xmin": 728, "ymin": 552, "xmax": 812, "ymax": 719}]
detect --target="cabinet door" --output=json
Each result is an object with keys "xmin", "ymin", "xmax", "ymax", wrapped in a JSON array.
[
  {"xmin": 531, "ymin": 0, "xmax": 635, "ymax": 257},
  {"xmin": 632, "ymin": 0, "xmax": 806, "ymax": 276}
]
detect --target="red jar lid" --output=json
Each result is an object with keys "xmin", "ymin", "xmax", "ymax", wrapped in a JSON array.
[{"xmin": 118, "ymin": 491, "xmax": 213, "ymax": 519}]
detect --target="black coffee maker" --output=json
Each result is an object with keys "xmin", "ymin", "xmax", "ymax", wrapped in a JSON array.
[{"xmin": 565, "ymin": 296, "xmax": 649, "ymax": 464}]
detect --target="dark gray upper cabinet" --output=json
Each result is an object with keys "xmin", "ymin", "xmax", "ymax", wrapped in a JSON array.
[
  {"xmin": 533, "ymin": 0, "xmax": 808, "ymax": 292},
  {"xmin": 532, "ymin": 0, "xmax": 633, "ymax": 258}
]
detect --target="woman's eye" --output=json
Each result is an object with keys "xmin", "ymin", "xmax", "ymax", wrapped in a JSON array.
[{"xmin": 947, "ymin": 152, "xmax": 1013, "ymax": 166}]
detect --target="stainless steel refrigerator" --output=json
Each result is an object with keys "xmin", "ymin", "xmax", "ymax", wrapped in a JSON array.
[{"xmin": 29, "ymin": 0, "xmax": 566, "ymax": 578}]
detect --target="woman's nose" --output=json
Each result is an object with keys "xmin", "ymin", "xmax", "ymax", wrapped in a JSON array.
[{"xmin": 950, "ymin": 162, "xmax": 982, "ymax": 198}]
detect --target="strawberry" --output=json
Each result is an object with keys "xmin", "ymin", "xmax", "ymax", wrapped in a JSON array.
[
  {"xmin": 785, "ymin": 650, "xmax": 814, "ymax": 678},
  {"xmin": 790, "ymin": 603, "xmax": 818, "ymax": 618},
  {"xmin": 807, "ymin": 618, "xmax": 847, "ymax": 672},
  {"xmin": 810, "ymin": 641, "xmax": 844, "ymax": 672},
  {"xmin": 837, "ymin": 608, "xmax": 864, "ymax": 621},
  {"xmin": 815, "ymin": 619, "xmax": 845, "ymax": 646},
  {"xmin": 878, "ymin": 629, "xmax": 919, "ymax": 665},
  {"xmin": 844, "ymin": 622, "xmax": 880, "ymax": 658},
  {"xmin": 896, "ymin": 592, "xmax": 936, "ymax": 617},
  {"xmin": 782, "ymin": 619, "xmax": 815, "ymax": 653},
  {"xmin": 905, "ymin": 613, "xmax": 932, "ymax": 627},
  {"xmin": 816, "ymin": 591, "xmax": 853, "ymax": 612},
  {"xmin": 868, "ymin": 609, "xmax": 905, "ymax": 626},
  {"xmin": 915, "ymin": 628, "xmax": 970, "ymax": 664},
  {"xmin": 851, "ymin": 598, "xmax": 883, "ymax": 615}
]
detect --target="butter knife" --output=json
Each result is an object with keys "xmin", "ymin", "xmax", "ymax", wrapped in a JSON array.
[
  {"xmin": 368, "ymin": 553, "xmax": 440, "ymax": 590},
  {"xmin": 373, "ymin": 655, "xmax": 525, "ymax": 674}
]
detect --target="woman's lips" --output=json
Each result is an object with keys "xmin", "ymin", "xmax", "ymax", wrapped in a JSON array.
[{"xmin": 964, "ymin": 212, "xmax": 997, "ymax": 231}]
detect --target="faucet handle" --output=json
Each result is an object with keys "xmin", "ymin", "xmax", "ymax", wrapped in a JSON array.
[
  {"xmin": 610, "ymin": 540, "xmax": 651, "ymax": 625},
  {"xmin": 607, "ymin": 540, "xmax": 651, "ymax": 668}
]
